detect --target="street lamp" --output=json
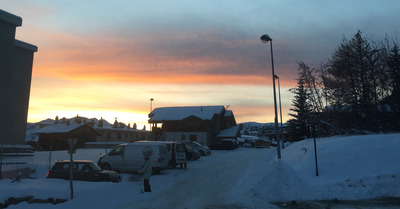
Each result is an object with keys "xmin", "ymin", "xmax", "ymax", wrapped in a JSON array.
[
  {"xmin": 150, "ymin": 98, "xmax": 154, "ymax": 112},
  {"xmin": 260, "ymin": 34, "xmax": 281, "ymax": 159},
  {"xmin": 150, "ymin": 98, "xmax": 154, "ymax": 131},
  {"xmin": 275, "ymin": 75, "xmax": 284, "ymax": 149}
]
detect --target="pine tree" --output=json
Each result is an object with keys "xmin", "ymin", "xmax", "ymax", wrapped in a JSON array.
[
  {"xmin": 385, "ymin": 43, "xmax": 400, "ymax": 131},
  {"xmin": 288, "ymin": 79, "xmax": 311, "ymax": 141},
  {"xmin": 324, "ymin": 30, "xmax": 381, "ymax": 131}
]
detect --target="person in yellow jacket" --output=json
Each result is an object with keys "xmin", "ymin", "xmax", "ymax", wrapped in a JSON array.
[{"xmin": 138, "ymin": 156, "xmax": 152, "ymax": 192}]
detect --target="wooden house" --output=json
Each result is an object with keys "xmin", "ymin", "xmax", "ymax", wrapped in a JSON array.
[{"xmin": 148, "ymin": 106, "xmax": 237, "ymax": 146}]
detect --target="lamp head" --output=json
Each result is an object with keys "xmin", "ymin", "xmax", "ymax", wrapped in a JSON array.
[{"xmin": 260, "ymin": 34, "xmax": 272, "ymax": 43}]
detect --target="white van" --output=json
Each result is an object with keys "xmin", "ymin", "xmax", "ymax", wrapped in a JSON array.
[{"xmin": 98, "ymin": 141, "xmax": 169, "ymax": 173}]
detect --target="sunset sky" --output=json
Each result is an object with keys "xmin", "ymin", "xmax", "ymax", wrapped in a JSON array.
[{"xmin": 2, "ymin": 0, "xmax": 399, "ymax": 129}]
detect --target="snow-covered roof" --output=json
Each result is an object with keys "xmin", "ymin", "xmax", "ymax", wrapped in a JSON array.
[
  {"xmin": 217, "ymin": 126, "xmax": 239, "ymax": 137},
  {"xmin": 149, "ymin": 106, "xmax": 225, "ymax": 122},
  {"xmin": 224, "ymin": 110, "xmax": 233, "ymax": 117},
  {"xmin": 34, "ymin": 124, "xmax": 96, "ymax": 134}
]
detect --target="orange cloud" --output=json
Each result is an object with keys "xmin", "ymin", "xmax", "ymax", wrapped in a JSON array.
[
  {"xmin": 29, "ymin": 29, "xmax": 297, "ymax": 86},
  {"xmin": 24, "ymin": 27, "xmax": 298, "ymax": 126}
]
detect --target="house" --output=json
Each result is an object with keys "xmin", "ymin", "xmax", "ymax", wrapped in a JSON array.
[
  {"xmin": 0, "ymin": 9, "xmax": 37, "ymax": 145},
  {"xmin": 33, "ymin": 123, "xmax": 100, "ymax": 151},
  {"xmin": 148, "ymin": 106, "xmax": 237, "ymax": 146},
  {"xmin": 95, "ymin": 118, "xmax": 151, "ymax": 143},
  {"xmin": 28, "ymin": 116, "xmax": 151, "ymax": 150}
]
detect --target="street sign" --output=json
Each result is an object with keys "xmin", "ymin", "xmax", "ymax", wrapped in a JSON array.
[{"xmin": 67, "ymin": 138, "xmax": 78, "ymax": 154}]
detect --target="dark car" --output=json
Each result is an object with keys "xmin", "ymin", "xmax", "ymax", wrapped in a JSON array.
[
  {"xmin": 209, "ymin": 140, "xmax": 237, "ymax": 150},
  {"xmin": 46, "ymin": 160, "xmax": 121, "ymax": 183}
]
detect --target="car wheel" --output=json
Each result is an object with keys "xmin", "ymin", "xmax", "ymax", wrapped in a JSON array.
[
  {"xmin": 102, "ymin": 163, "xmax": 112, "ymax": 170},
  {"xmin": 199, "ymin": 150, "xmax": 205, "ymax": 156}
]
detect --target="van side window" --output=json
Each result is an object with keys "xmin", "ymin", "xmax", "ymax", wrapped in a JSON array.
[{"xmin": 109, "ymin": 146, "xmax": 125, "ymax": 156}]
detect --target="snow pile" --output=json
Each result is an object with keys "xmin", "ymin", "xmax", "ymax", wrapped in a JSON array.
[
  {"xmin": 253, "ymin": 134, "xmax": 400, "ymax": 202},
  {"xmin": 1, "ymin": 133, "xmax": 400, "ymax": 208}
]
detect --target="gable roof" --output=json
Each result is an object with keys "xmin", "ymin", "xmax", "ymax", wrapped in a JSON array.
[
  {"xmin": 149, "ymin": 106, "xmax": 225, "ymax": 122},
  {"xmin": 34, "ymin": 123, "xmax": 100, "ymax": 135}
]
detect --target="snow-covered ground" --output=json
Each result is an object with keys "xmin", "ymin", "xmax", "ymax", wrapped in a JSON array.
[{"xmin": 1, "ymin": 133, "xmax": 400, "ymax": 209}]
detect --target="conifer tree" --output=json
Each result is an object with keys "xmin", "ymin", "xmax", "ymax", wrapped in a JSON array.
[{"xmin": 288, "ymin": 79, "xmax": 311, "ymax": 140}]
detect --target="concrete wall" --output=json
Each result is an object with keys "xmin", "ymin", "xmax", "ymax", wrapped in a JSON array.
[{"xmin": 0, "ymin": 9, "xmax": 37, "ymax": 145}]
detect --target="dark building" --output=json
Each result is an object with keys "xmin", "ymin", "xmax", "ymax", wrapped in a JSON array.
[
  {"xmin": 148, "ymin": 106, "xmax": 238, "ymax": 146},
  {"xmin": 0, "ymin": 9, "xmax": 37, "ymax": 145}
]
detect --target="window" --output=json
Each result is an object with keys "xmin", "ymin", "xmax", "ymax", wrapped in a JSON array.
[
  {"xmin": 106, "ymin": 133, "xmax": 111, "ymax": 139},
  {"xmin": 181, "ymin": 135, "xmax": 186, "ymax": 141},
  {"xmin": 189, "ymin": 135, "xmax": 197, "ymax": 141},
  {"xmin": 53, "ymin": 163, "xmax": 69, "ymax": 171},
  {"xmin": 109, "ymin": 146, "xmax": 125, "ymax": 156},
  {"xmin": 117, "ymin": 133, "xmax": 121, "ymax": 140}
]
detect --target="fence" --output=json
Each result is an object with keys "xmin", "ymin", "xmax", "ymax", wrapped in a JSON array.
[{"xmin": 0, "ymin": 145, "xmax": 34, "ymax": 179}]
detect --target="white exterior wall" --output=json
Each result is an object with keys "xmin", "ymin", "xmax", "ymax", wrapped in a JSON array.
[{"xmin": 165, "ymin": 132, "xmax": 208, "ymax": 146}]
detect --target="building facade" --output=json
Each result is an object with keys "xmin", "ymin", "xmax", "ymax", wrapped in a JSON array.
[
  {"xmin": 148, "ymin": 106, "xmax": 238, "ymax": 146},
  {"xmin": 0, "ymin": 9, "xmax": 37, "ymax": 145}
]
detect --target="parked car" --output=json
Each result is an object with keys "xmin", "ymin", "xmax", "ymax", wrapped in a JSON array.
[
  {"xmin": 192, "ymin": 149, "xmax": 201, "ymax": 160},
  {"xmin": 98, "ymin": 141, "xmax": 169, "ymax": 173},
  {"xmin": 209, "ymin": 140, "xmax": 237, "ymax": 150},
  {"xmin": 222, "ymin": 139, "xmax": 239, "ymax": 148},
  {"xmin": 46, "ymin": 160, "xmax": 121, "ymax": 183},
  {"xmin": 183, "ymin": 140, "xmax": 211, "ymax": 156}
]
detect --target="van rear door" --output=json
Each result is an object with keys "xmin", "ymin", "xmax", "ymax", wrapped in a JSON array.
[{"xmin": 175, "ymin": 144, "xmax": 187, "ymax": 164}]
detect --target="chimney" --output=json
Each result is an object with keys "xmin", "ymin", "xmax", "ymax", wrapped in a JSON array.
[
  {"xmin": 113, "ymin": 117, "xmax": 118, "ymax": 128},
  {"xmin": 98, "ymin": 117, "xmax": 103, "ymax": 127},
  {"xmin": 75, "ymin": 114, "xmax": 81, "ymax": 124}
]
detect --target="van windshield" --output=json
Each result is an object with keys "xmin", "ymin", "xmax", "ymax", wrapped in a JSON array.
[{"xmin": 109, "ymin": 146, "xmax": 125, "ymax": 156}]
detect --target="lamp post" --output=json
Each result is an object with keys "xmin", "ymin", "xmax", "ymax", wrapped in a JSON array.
[
  {"xmin": 150, "ymin": 98, "xmax": 154, "ymax": 112},
  {"xmin": 150, "ymin": 98, "xmax": 154, "ymax": 131},
  {"xmin": 260, "ymin": 34, "xmax": 281, "ymax": 159},
  {"xmin": 275, "ymin": 75, "xmax": 284, "ymax": 149}
]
